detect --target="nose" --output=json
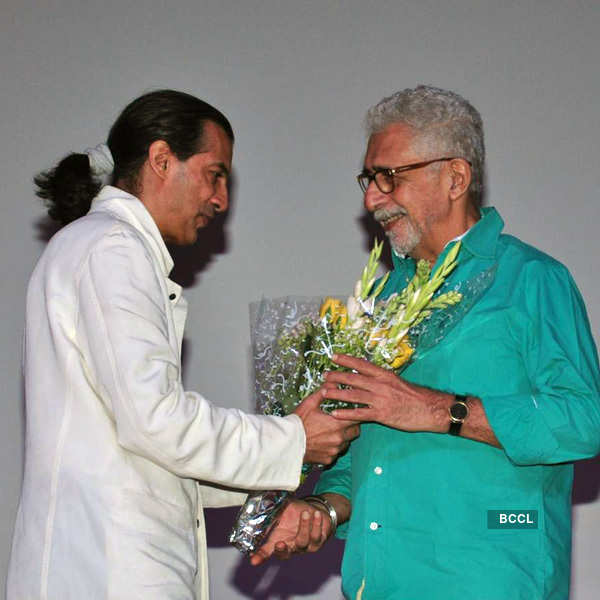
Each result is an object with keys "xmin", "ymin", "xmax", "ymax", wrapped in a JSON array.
[
  {"xmin": 210, "ymin": 182, "xmax": 229, "ymax": 213},
  {"xmin": 363, "ymin": 181, "xmax": 387, "ymax": 213}
]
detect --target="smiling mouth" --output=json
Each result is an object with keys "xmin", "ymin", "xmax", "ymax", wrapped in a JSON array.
[
  {"xmin": 375, "ymin": 209, "xmax": 407, "ymax": 229},
  {"xmin": 374, "ymin": 207, "xmax": 406, "ymax": 226},
  {"xmin": 379, "ymin": 214, "xmax": 403, "ymax": 228}
]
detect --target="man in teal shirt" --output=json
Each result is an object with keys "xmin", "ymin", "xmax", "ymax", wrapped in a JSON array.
[{"xmin": 251, "ymin": 85, "xmax": 600, "ymax": 599}]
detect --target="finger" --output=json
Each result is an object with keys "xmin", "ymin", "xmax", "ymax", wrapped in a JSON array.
[
  {"xmin": 344, "ymin": 424, "xmax": 361, "ymax": 441},
  {"xmin": 295, "ymin": 510, "xmax": 312, "ymax": 551},
  {"xmin": 331, "ymin": 407, "xmax": 375, "ymax": 422},
  {"xmin": 273, "ymin": 541, "xmax": 292, "ymax": 560},
  {"xmin": 296, "ymin": 386, "xmax": 330, "ymax": 413},
  {"xmin": 323, "ymin": 385, "xmax": 374, "ymax": 407},
  {"xmin": 325, "ymin": 410, "xmax": 363, "ymax": 425},
  {"xmin": 332, "ymin": 354, "xmax": 388, "ymax": 376},
  {"xmin": 335, "ymin": 423, "xmax": 361, "ymax": 443},
  {"xmin": 308, "ymin": 509, "xmax": 323, "ymax": 548},
  {"xmin": 320, "ymin": 381, "xmax": 339, "ymax": 392},
  {"xmin": 325, "ymin": 370, "xmax": 377, "ymax": 390},
  {"xmin": 250, "ymin": 549, "xmax": 268, "ymax": 566}
]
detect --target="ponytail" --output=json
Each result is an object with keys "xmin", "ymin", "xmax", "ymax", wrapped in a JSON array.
[{"xmin": 35, "ymin": 144, "xmax": 114, "ymax": 226}]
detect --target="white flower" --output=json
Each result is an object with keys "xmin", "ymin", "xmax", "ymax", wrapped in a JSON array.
[
  {"xmin": 346, "ymin": 295, "xmax": 362, "ymax": 322},
  {"xmin": 360, "ymin": 296, "xmax": 375, "ymax": 316}
]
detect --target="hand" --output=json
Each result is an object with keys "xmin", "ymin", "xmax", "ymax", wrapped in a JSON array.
[
  {"xmin": 294, "ymin": 386, "xmax": 360, "ymax": 465},
  {"xmin": 250, "ymin": 499, "xmax": 332, "ymax": 566},
  {"xmin": 323, "ymin": 354, "xmax": 453, "ymax": 433}
]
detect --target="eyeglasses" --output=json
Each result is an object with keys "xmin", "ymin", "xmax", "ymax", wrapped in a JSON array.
[{"xmin": 356, "ymin": 157, "xmax": 469, "ymax": 194}]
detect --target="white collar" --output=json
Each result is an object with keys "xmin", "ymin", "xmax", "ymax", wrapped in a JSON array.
[{"xmin": 89, "ymin": 185, "xmax": 174, "ymax": 277}]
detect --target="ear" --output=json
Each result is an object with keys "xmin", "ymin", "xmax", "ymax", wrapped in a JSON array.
[
  {"xmin": 447, "ymin": 158, "xmax": 472, "ymax": 201},
  {"xmin": 147, "ymin": 140, "xmax": 173, "ymax": 180}
]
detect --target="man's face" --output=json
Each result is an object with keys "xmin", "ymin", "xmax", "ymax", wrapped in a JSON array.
[
  {"xmin": 362, "ymin": 123, "xmax": 449, "ymax": 260},
  {"xmin": 161, "ymin": 121, "xmax": 233, "ymax": 245}
]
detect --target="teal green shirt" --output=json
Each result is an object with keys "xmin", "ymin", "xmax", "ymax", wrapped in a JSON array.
[{"xmin": 315, "ymin": 207, "xmax": 600, "ymax": 600}]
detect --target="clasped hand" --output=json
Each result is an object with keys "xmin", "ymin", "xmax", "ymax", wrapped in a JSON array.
[{"xmin": 294, "ymin": 385, "xmax": 361, "ymax": 465}]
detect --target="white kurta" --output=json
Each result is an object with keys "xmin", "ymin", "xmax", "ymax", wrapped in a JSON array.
[{"xmin": 7, "ymin": 186, "xmax": 305, "ymax": 599}]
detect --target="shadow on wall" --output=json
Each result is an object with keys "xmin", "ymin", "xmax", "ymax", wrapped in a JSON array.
[
  {"xmin": 34, "ymin": 214, "xmax": 62, "ymax": 243},
  {"xmin": 572, "ymin": 455, "xmax": 600, "ymax": 505},
  {"xmin": 168, "ymin": 210, "xmax": 229, "ymax": 288},
  {"xmin": 204, "ymin": 504, "xmax": 344, "ymax": 599},
  {"xmin": 232, "ymin": 536, "xmax": 344, "ymax": 600}
]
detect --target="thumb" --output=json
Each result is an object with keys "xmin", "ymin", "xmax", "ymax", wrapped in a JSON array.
[{"xmin": 297, "ymin": 387, "xmax": 326, "ymax": 412}]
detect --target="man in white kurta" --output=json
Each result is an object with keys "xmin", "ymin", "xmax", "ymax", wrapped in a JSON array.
[{"xmin": 8, "ymin": 183, "xmax": 314, "ymax": 599}]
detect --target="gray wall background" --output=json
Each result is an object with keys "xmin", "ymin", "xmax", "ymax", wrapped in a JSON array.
[{"xmin": 2, "ymin": 1, "xmax": 599, "ymax": 598}]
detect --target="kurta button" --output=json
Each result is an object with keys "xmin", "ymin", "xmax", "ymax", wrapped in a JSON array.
[
  {"xmin": 369, "ymin": 522, "xmax": 378, "ymax": 531},
  {"xmin": 169, "ymin": 293, "xmax": 176, "ymax": 300},
  {"xmin": 374, "ymin": 466, "xmax": 383, "ymax": 475}
]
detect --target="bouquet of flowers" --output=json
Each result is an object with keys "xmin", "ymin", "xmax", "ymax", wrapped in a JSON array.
[{"xmin": 229, "ymin": 240, "xmax": 465, "ymax": 554}]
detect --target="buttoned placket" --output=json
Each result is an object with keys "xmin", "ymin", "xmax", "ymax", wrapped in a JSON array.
[{"xmin": 365, "ymin": 459, "xmax": 384, "ymax": 545}]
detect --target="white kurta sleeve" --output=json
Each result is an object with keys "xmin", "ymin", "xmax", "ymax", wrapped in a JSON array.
[{"xmin": 76, "ymin": 227, "xmax": 305, "ymax": 491}]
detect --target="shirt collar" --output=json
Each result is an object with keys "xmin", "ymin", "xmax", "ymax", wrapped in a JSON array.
[
  {"xmin": 459, "ymin": 206, "xmax": 504, "ymax": 259},
  {"xmin": 89, "ymin": 185, "xmax": 174, "ymax": 276}
]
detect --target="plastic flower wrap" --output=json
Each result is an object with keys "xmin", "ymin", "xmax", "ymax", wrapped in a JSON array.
[{"xmin": 230, "ymin": 241, "xmax": 469, "ymax": 554}]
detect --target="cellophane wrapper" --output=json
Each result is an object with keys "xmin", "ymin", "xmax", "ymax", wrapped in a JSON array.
[{"xmin": 229, "ymin": 297, "xmax": 331, "ymax": 554}]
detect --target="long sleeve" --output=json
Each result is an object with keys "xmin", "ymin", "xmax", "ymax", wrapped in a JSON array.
[
  {"xmin": 76, "ymin": 228, "xmax": 305, "ymax": 490},
  {"xmin": 482, "ymin": 260, "xmax": 600, "ymax": 465},
  {"xmin": 314, "ymin": 442, "xmax": 353, "ymax": 538}
]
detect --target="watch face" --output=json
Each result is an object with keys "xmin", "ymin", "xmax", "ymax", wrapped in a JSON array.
[{"xmin": 450, "ymin": 402, "xmax": 468, "ymax": 421}]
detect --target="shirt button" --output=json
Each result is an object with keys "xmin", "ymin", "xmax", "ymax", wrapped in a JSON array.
[
  {"xmin": 369, "ymin": 522, "xmax": 379, "ymax": 531},
  {"xmin": 169, "ymin": 293, "xmax": 176, "ymax": 300},
  {"xmin": 374, "ymin": 466, "xmax": 383, "ymax": 475}
]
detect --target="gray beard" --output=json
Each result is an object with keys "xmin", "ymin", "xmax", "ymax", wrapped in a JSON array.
[
  {"xmin": 380, "ymin": 216, "xmax": 422, "ymax": 257},
  {"xmin": 374, "ymin": 208, "xmax": 423, "ymax": 257}
]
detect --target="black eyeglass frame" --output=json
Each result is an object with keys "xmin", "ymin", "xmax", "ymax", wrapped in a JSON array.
[{"xmin": 356, "ymin": 157, "xmax": 471, "ymax": 194}]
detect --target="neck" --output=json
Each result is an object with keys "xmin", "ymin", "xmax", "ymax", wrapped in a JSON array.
[{"xmin": 410, "ymin": 203, "xmax": 480, "ymax": 264}]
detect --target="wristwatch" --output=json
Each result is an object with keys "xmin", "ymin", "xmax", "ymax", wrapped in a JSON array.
[{"xmin": 448, "ymin": 394, "xmax": 469, "ymax": 436}]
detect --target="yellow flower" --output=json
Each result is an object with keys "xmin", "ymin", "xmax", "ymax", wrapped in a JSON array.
[
  {"xmin": 319, "ymin": 297, "xmax": 348, "ymax": 327},
  {"xmin": 368, "ymin": 327, "xmax": 390, "ymax": 348},
  {"xmin": 389, "ymin": 338, "xmax": 414, "ymax": 369}
]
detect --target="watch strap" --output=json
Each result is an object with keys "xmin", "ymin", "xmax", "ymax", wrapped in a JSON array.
[{"xmin": 448, "ymin": 419, "xmax": 463, "ymax": 436}]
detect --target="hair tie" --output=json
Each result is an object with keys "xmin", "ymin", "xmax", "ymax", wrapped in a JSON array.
[{"xmin": 85, "ymin": 143, "xmax": 114, "ymax": 186}]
